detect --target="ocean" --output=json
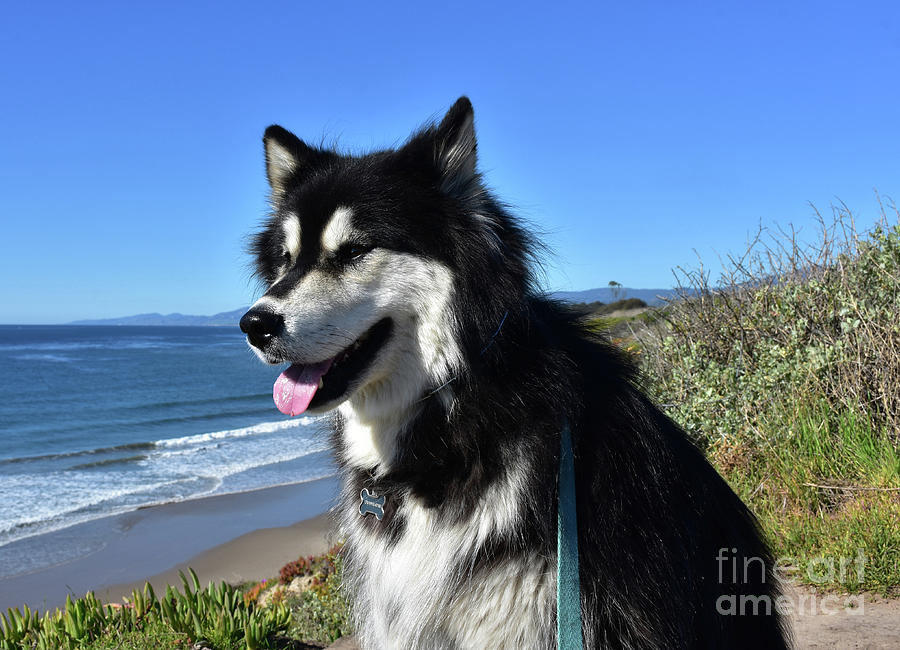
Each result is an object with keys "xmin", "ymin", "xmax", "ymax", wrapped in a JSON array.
[{"xmin": 0, "ymin": 325, "xmax": 335, "ymax": 567}]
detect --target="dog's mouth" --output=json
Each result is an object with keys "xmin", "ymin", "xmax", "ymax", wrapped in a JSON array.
[{"xmin": 273, "ymin": 318, "xmax": 393, "ymax": 416}]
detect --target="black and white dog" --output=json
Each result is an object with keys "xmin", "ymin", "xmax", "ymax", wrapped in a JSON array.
[{"xmin": 240, "ymin": 98, "xmax": 789, "ymax": 649}]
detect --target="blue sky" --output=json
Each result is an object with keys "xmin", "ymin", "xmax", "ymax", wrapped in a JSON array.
[{"xmin": 1, "ymin": 1, "xmax": 898, "ymax": 323}]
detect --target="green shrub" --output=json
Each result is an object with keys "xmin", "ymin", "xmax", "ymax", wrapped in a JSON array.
[
  {"xmin": 571, "ymin": 297, "xmax": 649, "ymax": 317},
  {"xmin": 0, "ymin": 570, "xmax": 290, "ymax": 650},
  {"xmin": 594, "ymin": 297, "xmax": 647, "ymax": 314},
  {"xmin": 282, "ymin": 546, "xmax": 351, "ymax": 644},
  {"xmin": 637, "ymin": 200, "xmax": 900, "ymax": 592},
  {"xmin": 642, "ymin": 203, "xmax": 900, "ymax": 445}
]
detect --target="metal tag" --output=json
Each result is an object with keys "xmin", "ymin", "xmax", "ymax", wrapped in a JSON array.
[{"xmin": 359, "ymin": 488, "xmax": 386, "ymax": 520}]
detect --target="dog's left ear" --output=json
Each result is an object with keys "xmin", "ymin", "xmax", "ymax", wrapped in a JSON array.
[{"xmin": 433, "ymin": 96, "xmax": 478, "ymax": 195}]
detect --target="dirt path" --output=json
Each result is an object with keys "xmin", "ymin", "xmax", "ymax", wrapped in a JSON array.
[
  {"xmin": 789, "ymin": 587, "xmax": 899, "ymax": 649},
  {"xmin": 323, "ymin": 586, "xmax": 900, "ymax": 649},
  {"xmin": 325, "ymin": 593, "xmax": 899, "ymax": 649}
]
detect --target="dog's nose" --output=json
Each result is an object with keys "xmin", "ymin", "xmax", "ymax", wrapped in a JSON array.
[{"xmin": 240, "ymin": 309, "xmax": 285, "ymax": 349}]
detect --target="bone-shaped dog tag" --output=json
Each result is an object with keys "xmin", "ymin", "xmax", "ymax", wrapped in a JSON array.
[{"xmin": 359, "ymin": 488, "xmax": 386, "ymax": 520}]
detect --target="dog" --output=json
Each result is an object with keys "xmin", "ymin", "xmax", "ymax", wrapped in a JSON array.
[{"xmin": 240, "ymin": 97, "xmax": 790, "ymax": 649}]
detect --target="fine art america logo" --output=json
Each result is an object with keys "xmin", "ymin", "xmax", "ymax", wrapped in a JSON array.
[{"xmin": 715, "ymin": 548, "xmax": 867, "ymax": 616}]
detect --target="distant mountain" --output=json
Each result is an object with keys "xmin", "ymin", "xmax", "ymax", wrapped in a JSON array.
[
  {"xmin": 68, "ymin": 288, "xmax": 681, "ymax": 326},
  {"xmin": 69, "ymin": 308, "xmax": 248, "ymax": 327},
  {"xmin": 551, "ymin": 287, "xmax": 678, "ymax": 306}
]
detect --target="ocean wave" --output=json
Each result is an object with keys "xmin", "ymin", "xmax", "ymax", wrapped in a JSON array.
[
  {"xmin": 1, "ymin": 402, "xmax": 280, "ymax": 445},
  {"xmin": 155, "ymin": 417, "xmax": 319, "ymax": 448},
  {"xmin": 0, "ymin": 475, "xmax": 214, "ymax": 537},
  {"xmin": 0, "ymin": 441, "xmax": 157, "ymax": 466},
  {"xmin": 121, "ymin": 408, "xmax": 282, "ymax": 430},
  {"xmin": 0, "ymin": 412, "xmax": 332, "ymax": 549},
  {"xmin": 0, "ymin": 459, "xmax": 335, "ymax": 550},
  {"xmin": 0, "ymin": 339, "xmax": 196, "ymax": 353},
  {"xmin": 68, "ymin": 454, "xmax": 149, "ymax": 470},
  {"xmin": 0, "ymin": 475, "xmax": 222, "ymax": 549},
  {"xmin": 0, "ymin": 417, "xmax": 319, "ymax": 466},
  {"xmin": 0, "ymin": 327, "xmax": 335, "ymax": 554},
  {"xmin": 150, "ymin": 392, "xmax": 271, "ymax": 410},
  {"xmin": 10, "ymin": 353, "xmax": 80, "ymax": 363},
  {"xmin": 0, "ymin": 418, "xmax": 327, "ymax": 512}
]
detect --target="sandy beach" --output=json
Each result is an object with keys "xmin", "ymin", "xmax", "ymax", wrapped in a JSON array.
[{"xmin": 0, "ymin": 476, "xmax": 340, "ymax": 613}]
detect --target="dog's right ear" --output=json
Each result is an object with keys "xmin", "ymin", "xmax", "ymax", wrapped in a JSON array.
[{"xmin": 263, "ymin": 125, "xmax": 313, "ymax": 196}]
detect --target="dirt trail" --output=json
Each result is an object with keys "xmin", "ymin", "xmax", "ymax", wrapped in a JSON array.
[
  {"xmin": 789, "ymin": 587, "xmax": 899, "ymax": 649},
  {"xmin": 323, "ymin": 586, "xmax": 900, "ymax": 649}
]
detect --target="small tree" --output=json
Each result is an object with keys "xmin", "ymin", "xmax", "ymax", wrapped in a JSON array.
[{"xmin": 608, "ymin": 280, "xmax": 623, "ymax": 301}]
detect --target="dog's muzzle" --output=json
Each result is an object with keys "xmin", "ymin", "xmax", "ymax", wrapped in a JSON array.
[{"xmin": 240, "ymin": 308, "xmax": 284, "ymax": 350}]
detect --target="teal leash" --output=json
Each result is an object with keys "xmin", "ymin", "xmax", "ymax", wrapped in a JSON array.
[{"xmin": 557, "ymin": 421, "xmax": 583, "ymax": 649}]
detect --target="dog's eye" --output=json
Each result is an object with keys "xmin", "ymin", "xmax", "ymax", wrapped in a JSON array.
[
  {"xmin": 281, "ymin": 250, "xmax": 292, "ymax": 265},
  {"xmin": 339, "ymin": 244, "xmax": 373, "ymax": 263}
]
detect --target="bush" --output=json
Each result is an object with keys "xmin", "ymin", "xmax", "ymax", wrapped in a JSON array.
[
  {"xmin": 282, "ymin": 546, "xmax": 351, "ymax": 644},
  {"xmin": 279, "ymin": 558, "xmax": 312, "ymax": 585},
  {"xmin": 0, "ymin": 570, "xmax": 291, "ymax": 650},
  {"xmin": 594, "ymin": 297, "xmax": 647, "ymax": 314},
  {"xmin": 640, "ymin": 200, "xmax": 900, "ymax": 444},
  {"xmin": 570, "ymin": 298, "xmax": 648, "ymax": 317},
  {"xmin": 637, "ymin": 199, "xmax": 900, "ymax": 592}
]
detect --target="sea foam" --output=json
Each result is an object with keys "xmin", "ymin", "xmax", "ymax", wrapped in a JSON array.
[{"xmin": 0, "ymin": 417, "xmax": 333, "ymax": 549}]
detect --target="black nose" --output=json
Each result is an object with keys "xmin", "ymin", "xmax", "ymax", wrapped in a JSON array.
[{"xmin": 239, "ymin": 309, "xmax": 285, "ymax": 349}]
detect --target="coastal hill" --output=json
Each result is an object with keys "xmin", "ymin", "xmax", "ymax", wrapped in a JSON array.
[
  {"xmin": 69, "ymin": 307, "xmax": 249, "ymax": 327},
  {"xmin": 67, "ymin": 288, "xmax": 677, "ymax": 326},
  {"xmin": 552, "ymin": 287, "xmax": 674, "ymax": 306}
]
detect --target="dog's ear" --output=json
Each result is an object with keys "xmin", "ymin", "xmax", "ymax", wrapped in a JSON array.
[
  {"xmin": 433, "ymin": 96, "xmax": 478, "ymax": 195},
  {"xmin": 263, "ymin": 125, "xmax": 314, "ymax": 196}
]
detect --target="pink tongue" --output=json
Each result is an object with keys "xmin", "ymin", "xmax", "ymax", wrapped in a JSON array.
[{"xmin": 273, "ymin": 359, "xmax": 334, "ymax": 416}]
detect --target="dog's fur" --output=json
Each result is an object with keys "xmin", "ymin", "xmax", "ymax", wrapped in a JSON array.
[{"xmin": 242, "ymin": 98, "xmax": 790, "ymax": 649}]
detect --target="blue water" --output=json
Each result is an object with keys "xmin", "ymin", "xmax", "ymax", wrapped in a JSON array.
[{"xmin": 0, "ymin": 325, "xmax": 335, "ymax": 549}]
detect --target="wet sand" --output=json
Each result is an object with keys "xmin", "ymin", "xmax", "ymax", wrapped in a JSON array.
[{"xmin": 0, "ymin": 476, "xmax": 339, "ymax": 612}]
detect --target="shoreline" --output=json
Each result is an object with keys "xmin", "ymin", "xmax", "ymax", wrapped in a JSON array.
[
  {"xmin": 98, "ymin": 511, "xmax": 336, "ymax": 606},
  {"xmin": 0, "ymin": 476, "xmax": 340, "ymax": 613}
]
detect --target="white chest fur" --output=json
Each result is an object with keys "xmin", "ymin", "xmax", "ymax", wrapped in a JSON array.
[{"xmin": 339, "ymin": 477, "xmax": 555, "ymax": 649}]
